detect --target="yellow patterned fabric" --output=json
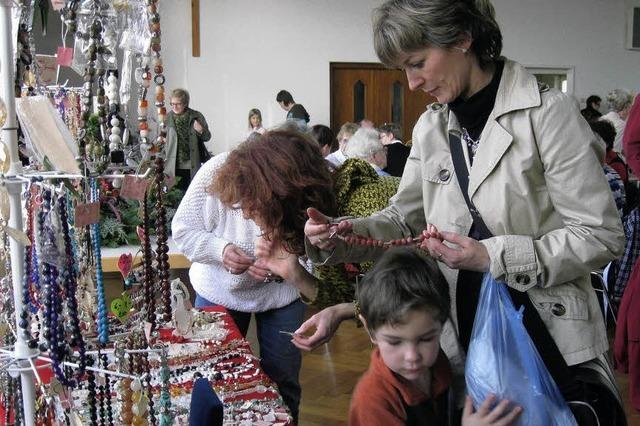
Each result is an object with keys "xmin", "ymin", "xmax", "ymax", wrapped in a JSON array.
[{"xmin": 314, "ymin": 158, "xmax": 400, "ymax": 308}]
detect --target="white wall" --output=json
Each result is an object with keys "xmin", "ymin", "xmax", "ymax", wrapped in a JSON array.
[{"xmin": 161, "ymin": 0, "xmax": 639, "ymax": 154}]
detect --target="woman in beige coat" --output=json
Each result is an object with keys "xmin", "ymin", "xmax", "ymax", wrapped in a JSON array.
[{"xmin": 298, "ymin": 0, "xmax": 625, "ymax": 424}]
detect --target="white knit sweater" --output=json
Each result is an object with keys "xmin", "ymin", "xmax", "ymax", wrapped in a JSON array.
[{"xmin": 171, "ymin": 153, "xmax": 301, "ymax": 312}]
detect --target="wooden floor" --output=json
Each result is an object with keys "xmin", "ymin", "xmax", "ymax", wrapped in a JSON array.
[{"xmin": 247, "ymin": 308, "xmax": 640, "ymax": 426}]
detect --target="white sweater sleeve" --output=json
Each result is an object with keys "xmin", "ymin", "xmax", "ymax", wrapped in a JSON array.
[{"xmin": 172, "ymin": 153, "xmax": 235, "ymax": 264}]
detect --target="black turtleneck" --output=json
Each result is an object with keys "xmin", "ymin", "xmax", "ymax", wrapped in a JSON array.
[{"xmin": 448, "ymin": 61, "xmax": 504, "ymax": 141}]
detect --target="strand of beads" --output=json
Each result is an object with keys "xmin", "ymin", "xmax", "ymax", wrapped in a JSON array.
[
  {"xmin": 100, "ymin": 352, "xmax": 114, "ymax": 426},
  {"xmin": 147, "ymin": 0, "xmax": 171, "ymax": 323},
  {"xmin": 86, "ymin": 355, "xmax": 98, "ymax": 425},
  {"xmin": 332, "ymin": 232, "xmax": 425, "ymax": 248},
  {"xmin": 158, "ymin": 346, "xmax": 174, "ymax": 426},
  {"xmin": 58, "ymin": 193, "xmax": 86, "ymax": 381},
  {"xmin": 106, "ymin": 72, "xmax": 125, "ymax": 165},
  {"xmin": 91, "ymin": 178, "xmax": 109, "ymax": 345},
  {"xmin": 20, "ymin": 184, "xmax": 37, "ymax": 349},
  {"xmin": 141, "ymin": 192, "xmax": 156, "ymax": 332}
]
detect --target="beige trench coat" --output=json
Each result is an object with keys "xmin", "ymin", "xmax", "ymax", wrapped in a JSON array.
[{"xmin": 308, "ymin": 59, "xmax": 624, "ymax": 383}]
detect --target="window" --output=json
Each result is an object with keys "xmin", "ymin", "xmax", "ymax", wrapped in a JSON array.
[{"xmin": 526, "ymin": 66, "xmax": 574, "ymax": 94}]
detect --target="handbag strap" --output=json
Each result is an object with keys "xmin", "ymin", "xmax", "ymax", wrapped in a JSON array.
[
  {"xmin": 448, "ymin": 133, "xmax": 493, "ymax": 239},
  {"xmin": 447, "ymin": 130, "xmax": 576, "ymax": 393}
]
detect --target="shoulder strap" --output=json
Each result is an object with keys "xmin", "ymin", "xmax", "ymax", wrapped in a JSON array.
[{"xmin": 448, "ymin": 132, "xmax": 493, "ymax": 239}]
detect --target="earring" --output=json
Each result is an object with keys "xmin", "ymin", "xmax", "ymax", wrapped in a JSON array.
[{"xmin": 455, "ymin": 47, "xmax": 468, "ymax": 54}]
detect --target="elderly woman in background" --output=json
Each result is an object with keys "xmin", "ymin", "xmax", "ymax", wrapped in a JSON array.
[
  {"xmin": 166, "ymin": 88, "xmax": 212, "ymax": 190},
  {"xmin": 172, "ymin": 130, "xmax": 335, "ymax": 422},
  {"xmin": 299, "ymin": 0, "xmax": 625, "ymax": 423},
  {"xmin": 344, "ymin": 127, "xmax": 390, "ymax": 176},
  {"xmin": 325, "ymin": 122, "xmax": 359, "ymax": 168},
  {"xmin": 602, "ymin": 88, "xmax": 635, "ymax": 155}
]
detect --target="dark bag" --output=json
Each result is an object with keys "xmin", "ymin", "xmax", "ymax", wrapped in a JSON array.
[{"xmin": 198, "ymin": 139, "xmax": 211, "ymax": 163}]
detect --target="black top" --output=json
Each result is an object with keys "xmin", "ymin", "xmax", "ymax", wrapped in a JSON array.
[
  {"xmin": 448, "ymin": 61, "xmax": 504, "ymax": 141},
  {"xmin": 288, "ymin": 103, "xmax": 310, "ymax": 123},
  {"xmin": 384, "ymin": 142, "xmax": 411, "ymax": 177}
]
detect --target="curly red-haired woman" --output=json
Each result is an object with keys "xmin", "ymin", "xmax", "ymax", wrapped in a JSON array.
[{"xmin": 172, "ymin": 130, "xmax": 335, "ymax": 422}]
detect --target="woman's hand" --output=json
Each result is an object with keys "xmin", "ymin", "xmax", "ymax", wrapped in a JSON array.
[
  {"xmin": 291, "ymin": 303, "xmax": 353, "ymax": 351},
  {"xmin": 253, "ymin": 237, "xmax": 298, "ymax": 281},
  {"xmin": 419, "ymin": 229, "xmax": 490, "ymax": 272},
  {"xmin": 304, "ymin": 207, "xmax": 352, "ymax": 250},
  {"xmin": 193, "ymin": 119, "xmax": 204, "ymax": 134},
  {"xmin": 462, "ymin": 395, "xmax": 522, "ymax": 426},
  {"xmin": 222, "ymin": 244, "xmax": 254, "ymax": 275}
]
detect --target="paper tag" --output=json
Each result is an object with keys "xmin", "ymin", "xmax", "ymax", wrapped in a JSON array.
[
  {"xmin": 50, "ymin": 0, "xmax": 65, "ymax": 11},
  {"xmin": 74, "ymin": 202, "xmax": 100, "ymax": 227},
  {"xmin": 136, "ymin": 225, "xmax": 146, "ymax": 244},
  {"xmin": 120, "ymin": 175, "xmax": 148, "ymax": 201},
  {"xmin": 56, "ymin": 46, "xmax": 74, "ymax": 67},
  {"xmin": 35, "ymin": 55, "xmax": 57, "ymax": 85},
  {"xmin": 144, "ymin": 321, "xmax": 152, "ymax": 342}
]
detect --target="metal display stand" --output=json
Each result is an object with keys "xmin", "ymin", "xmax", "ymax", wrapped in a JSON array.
[{"xmin": 0, "ymin": 2, "xmax": 37, "ymax": 424}]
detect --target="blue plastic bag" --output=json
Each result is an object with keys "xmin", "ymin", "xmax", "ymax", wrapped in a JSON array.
[{"xmin": 465, "ymin": 273, "xmax": 577, "ymax": 426}]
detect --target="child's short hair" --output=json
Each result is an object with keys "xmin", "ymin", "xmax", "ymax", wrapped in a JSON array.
[{"xmin": 357, "ymin": 247, "xmax": 450, "ymax": 332}]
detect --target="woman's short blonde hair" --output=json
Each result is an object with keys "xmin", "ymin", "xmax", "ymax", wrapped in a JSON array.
[
  {"xmin": 170, "ymin": 88, "xmax": 190, "ymax": 107},
  {"xmin": 344, "ymin": 128, "xmax": 384, "ymax": 161},
  {"xmin": 606, "ymin": 89, "xmax": 634, "ymax": 113}
]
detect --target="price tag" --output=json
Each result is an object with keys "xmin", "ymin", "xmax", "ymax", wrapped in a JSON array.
[
  {"xmin": 50, "ymin": 0, "xmax": 65, "ymax": 11},
  {"xmin": 74, "ymin": 202, "xmax": 100, "ymax": 227},
  {"xmin": 120, "ymin": 175, "xmax": 149, "ymax": 201},
  {"xmin": 56, "ymin": 46, "xmax": 74, "ymax": 67},
  {"xmin": 144, "ymin": 321, "xmax": 153, "ymax": 342}
]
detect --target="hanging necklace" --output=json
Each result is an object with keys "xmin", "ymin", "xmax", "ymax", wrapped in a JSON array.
[
  {"xmin": 91, "ymin": 178, "xmax": 109, "ymax": 345},
  {"xmin": 58, "ymin": 192, "xmax": 87, "ymax": 381}
]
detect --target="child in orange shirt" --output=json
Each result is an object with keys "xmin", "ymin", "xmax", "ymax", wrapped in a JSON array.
[{"xmin": 350, "ymin": 248, "xmax": 522, "ymax": 426}]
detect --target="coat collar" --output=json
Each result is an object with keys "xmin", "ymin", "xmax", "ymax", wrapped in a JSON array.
[{"xmin": 446, "ymin": 59, "xmax": 541, "ymax": 199}]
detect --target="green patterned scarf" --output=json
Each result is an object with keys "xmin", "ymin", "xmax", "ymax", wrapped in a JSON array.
[{"xmin": 174, "ymin": 112, "xmax": 191, "ymax": 164}]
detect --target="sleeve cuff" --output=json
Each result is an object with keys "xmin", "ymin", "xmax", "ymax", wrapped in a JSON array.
[
  {"xmin": 211, "ymin": 237, "xmax": 232, "ymax": 262},
  {"xmin": 480, "ymin": 235, "xmax": 537, "ymax": 292}
]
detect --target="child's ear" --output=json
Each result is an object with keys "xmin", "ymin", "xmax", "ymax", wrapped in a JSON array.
[{"xmin": 359, "ymin": 315, "xmax": 377, "ymax": 344}]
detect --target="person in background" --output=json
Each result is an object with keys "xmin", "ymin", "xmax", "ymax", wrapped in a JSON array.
[
  {"xmin": 581, "ymin": 94, "xmax": 603, "ymax": 122},
  {"xmin": 172, "ymin": 130, "xmax": 335, "ymax": 423},
  {"xmin": 602, "ymin": 89, "xmax": 634, "ymax": 155},
  {"xmin": 379, "ymin": 122, "xmax": 411, "ymax": 177},
  {"xmin": 344, "ymin": 128, "xmax": 390, "ymax": 176},
  {"xmin": 350, "ymin": 248, "xmax": 521, "ymax": 426},
  {"xmin": 623, "ymin": 94, "xmax": 640, "ymax": 176},
  {"xmin": 590, "ymin": 120, "xmax": 628, "ymax": 219},
  {"xmin": 247, "ymin": 108, "xmax": 266, "ymax": 137},
  {"xmin": 325, "ymin": 122, "xmax": 359, "ymax": 168},
  {"xmin": 309, "ymin": 124, "xmax": 336, "ymax": 157},
  {"xmin": 276, "ymin": 90, "xmax": 310, "ymax": 125},
  {"xmin": 166, "ymin": 88, "xmax": 212, "ymax": 190},
  {"xmin": 299, "ymin": 0, "xmax": 625, "ymax": 423},
  {"xmin": 359, "ymin": 118, "xmax": 376, "ymax": 129}
]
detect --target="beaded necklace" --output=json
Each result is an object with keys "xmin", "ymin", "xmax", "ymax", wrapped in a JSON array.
[
  {"xmin": 91, "ymin": 178, "xmax": 109, "ymax": 345},
  {"xmin": 330, "ymin": 230, "xmax": 425, "ymax": 248},
  {"xmin": 58, "ymin": 193, "xmax": 87, "ymax": 382},
  {"xmin": 141, "ymin": 193, "xmax": 156, "ymax": 331},
  {"xmin": 147, "ymin": 0, "xmax": 172, "ymax": 324}
]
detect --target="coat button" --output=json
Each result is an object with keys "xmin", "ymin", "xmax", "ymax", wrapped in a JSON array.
[
  {"xmin": 438, "ymin": 169, "xmax": 451, "ymax": 182},
  {"xmin": 515, "ymin": 274, "xmax": 531, "ymax": 285},
  {"xmin": 551, "ymin": 303, "xmax": 566, "ymax": 316}
]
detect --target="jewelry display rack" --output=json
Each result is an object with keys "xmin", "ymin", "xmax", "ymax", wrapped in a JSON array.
[{"xmin": 0, "ymin": 3, "xmax": 152, "ymax": 423}]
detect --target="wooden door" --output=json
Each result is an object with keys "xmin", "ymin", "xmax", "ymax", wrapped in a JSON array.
[{"xmin": 330, "ymin": 63, "xmax": 436, "ymax": 142}]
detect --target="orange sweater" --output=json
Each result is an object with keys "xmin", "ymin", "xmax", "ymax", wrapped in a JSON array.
[{"xmin": 349, "ymin": 348, "xmax": 451, "ymax": 426}]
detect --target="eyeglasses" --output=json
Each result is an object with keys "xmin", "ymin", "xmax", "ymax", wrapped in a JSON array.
[{"xmin": 170, "ymin": 102, "xmax": 183, "ymax": 107}]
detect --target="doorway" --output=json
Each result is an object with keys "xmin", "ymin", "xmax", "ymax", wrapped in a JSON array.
[{"xmin": 330, "ymin": 62, "xmax": 436, "ymax": 142}]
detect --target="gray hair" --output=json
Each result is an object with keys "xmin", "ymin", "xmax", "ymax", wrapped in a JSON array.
[
  {"xmin": 606, "ymin": 89, "xmax": 634, "ymax": 113},
  {"xmin": 170, "ymin": 88, "xmax": 190, "ymax": 107},
  {"xmin": 373, "ymin": 0, "xmax": 502, "ymax": 69},
  {"xmin": 344, "ymin": 128, "xmax": 383, "ymax": 160}
]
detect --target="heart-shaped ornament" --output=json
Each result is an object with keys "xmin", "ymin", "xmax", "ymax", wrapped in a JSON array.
[
  {"xmin": 110, "ymin": 297, "xmax": 129, "ymax": 322},
  {"xmin": 117, "ymin": 253, "xmax": 133, "ymax": 279}
]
